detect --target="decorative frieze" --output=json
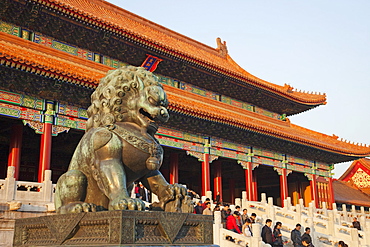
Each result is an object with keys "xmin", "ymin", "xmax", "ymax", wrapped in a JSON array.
[{"xmin": 186, "ymin": 151, "xmax": 204, "ymax": 161}]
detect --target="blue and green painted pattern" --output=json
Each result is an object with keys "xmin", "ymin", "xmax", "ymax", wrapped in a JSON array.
[
  {"xmin": 0, "ymin": 102, "xmax": 43, "ymax": 122},
  {"xmin": 286, "ymin": 155, "xmax": 314, "ymax": 166},
  {"xmin": 55, "ymin": 115, "xmax": 86, "ymax": 130},
  {"xmin": 156, "ymin": 135, "xmax": 204, "ymax": 152},
  {"xmin": 253, "ymin": 147, "xmax": 284, "ymax": 160},
  {"xmin": 56, "ymin": 103, "xmax": 88, "ymax": 120},
  {"xmin": 0, "ymin": 89, "xmax": 44, "ymax": 110},
  {"xmin": 0, "ymin": 21, "xmax": 20, "ymax": 36}
]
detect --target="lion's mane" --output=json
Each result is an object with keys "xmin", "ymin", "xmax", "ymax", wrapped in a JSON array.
[{"xmin": 86, "ymin": 66, "xmax": 161, "ymax": 131}]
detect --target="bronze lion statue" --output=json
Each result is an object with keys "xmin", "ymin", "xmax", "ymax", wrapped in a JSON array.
[{"xmin": 55, "ymin": 66, "xmax": 193, "ymax": 214}]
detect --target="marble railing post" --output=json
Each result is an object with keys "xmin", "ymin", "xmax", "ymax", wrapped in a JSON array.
[
  {"xmin": 308, "ymin": 202, "xmax": 314, "ymax": 218},
  {"xmin": 5, "ymin": 166, "xmax": 16, "ymax": 202},
  {"xmin": 268, "ymin": 197, "xmax": 275, "ymax": 222},
  {"xmin": 359, "ymin": 215, "xmax": 366, "ymax": 232},
  {"xmin": 350, "ymin": 228, "xmax": 360, "ymax": 247},
  {"xmin": 286, "ymin": 197, "xmax": 292, "ymax": 210},
  {"xmin": 42, "ymin": 170, "xmax": 53, "ymax": 202},
  {"xmin": 299, "ymin": 198, "xmax": 304, "ymax": 207},
  {"xmin": 261, "ymin": 193, "xmax": 267, "ymax": 205},
  {"xmin": 351, "ymin": 205, "xmax": 356, "ymax": 214},
  {"xmin": 365, "ymin": 221, "xmax": 370, "ymax": 246},
  {"xmin": 4, "ymin": 166, "xmax": 17, "ymax": 202},
  {"xmin": 206, "ymin": 191, "xmax": 212, "ymax": 202},
  {"xmin": 213, "ymin": 211, "xmax": 222, "ymax": 245},
  {"xmin": 332, "ymin": 203, "xmax": 339, "ymax": 224},
  {"xmin": 342, "ymin": 204, "xmax": 348, "ymax": 222},
  {"xmin": 360, "ymin": 206, "xmax": 365, "ymax": 215},
  {"xmin": 295, "ymin": 204, "xmax": 302, "ymax": 224},
  {"xmin": 283, "ymin": 199, "xmax": 288, "ymax": 210},
  {"xmin": 241, "ymin": 191, "xmax": 247, "ymax": 210},
  {"xmin": 235, "ymin": 198, "xmax": 241, "ymax": 207},
  {"xmin": 327, "ymin": 211, "xmax": 335, "ymax": 237},
  {"xmin": 322, "ymin": 202, "xmax": 328, "ymax": 216},
  {"xmin": 251, "ymin": 223, "xmax": 262, "ymax": 247}
]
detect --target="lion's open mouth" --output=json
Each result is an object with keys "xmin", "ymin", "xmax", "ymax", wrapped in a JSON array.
[{"xmin": 139, "ymin": 108, "xmax": 155, "ymax": 121}]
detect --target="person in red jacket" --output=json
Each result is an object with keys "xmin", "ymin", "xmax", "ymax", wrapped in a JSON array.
[{"xmin": 226, "ymin": 211, "xmax": 242, "ymax": 234}]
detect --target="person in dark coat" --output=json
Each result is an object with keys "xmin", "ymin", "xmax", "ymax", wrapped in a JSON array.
[
  {"xmin": 302, "ymin": 236, "xmax": 314, "ymax": 247},
  {"xmin": 352, "ymin": 217, "xmax": 361, "ymax": 230},
  {"xmin": 261, "ymin": 219, "xmax": 273, "ymax": 245},
  {"xmin": 138, "ymin": 183, "xmax": 150, "ymax": 202},
  {"xmin": 301, "ymin": 227, "xmax": 312, "ymax": 245},
  {"xmin": 194, "ymin": 201, "xmax": 203, "ymax": 214},
  {"xmin": 273, "ymin": 221, "xmax": 283, "ymax": 247},
  {"xmin": 221, "ymin": 204, "xmax": 230, "ymax": 227},
  {"xmin": 250, "ymin": 213, "xmax": 257, "ymax": 223},
  {"xmin": 241, "ymin": 209, "xmax": 249, "ymax": 224},
  {"xmin": 291, "ymin": 224, "xmax": 303, "ymax": 247}
]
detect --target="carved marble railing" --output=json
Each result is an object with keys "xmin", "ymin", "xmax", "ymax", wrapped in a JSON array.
[
  {"xmin": 2, "ymin": 166, "xmax": 370, "ymax": 247},
  {"xmin": 221, "ymin": 192, "xmax": 370, "ymax": 247},
  {"xmin": 0, "ymin": 167, "xmax": 55, "ymax": 211}
]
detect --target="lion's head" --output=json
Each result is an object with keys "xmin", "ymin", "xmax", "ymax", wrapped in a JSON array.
[{"xmin": 86, "ymin": 66, "xmax": 169, "ymax": 133}]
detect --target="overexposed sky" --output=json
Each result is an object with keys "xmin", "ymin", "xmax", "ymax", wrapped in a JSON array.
[{"xmin": 108, "ymin": 0, "xmax": 370, "ymax": 178}]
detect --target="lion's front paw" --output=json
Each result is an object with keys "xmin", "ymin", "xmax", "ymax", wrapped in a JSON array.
[
  {"xmin": 158, "ymin": 183, "xmax": 194, "ymax": 213},
  {"xmin": 109, "ymin": 198, "xmax": 145, "ymax": 211},
  {"xmin": 57, "ymin": 202, "xmax": 97, "ymax": 214}
]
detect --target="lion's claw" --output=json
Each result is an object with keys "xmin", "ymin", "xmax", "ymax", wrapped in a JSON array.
[
  {"xmin": 109, "ymin": 198, "xmax": 145, "ymax": 211},
  {"xmin": 57, "ymin": 202, "xmax": 97, "ymax": 214}
]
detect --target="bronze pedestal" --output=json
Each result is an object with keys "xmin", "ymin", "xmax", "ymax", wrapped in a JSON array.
[{"xmin": 13, "ymin": 210, "xmax": 215, "ymax": 246}]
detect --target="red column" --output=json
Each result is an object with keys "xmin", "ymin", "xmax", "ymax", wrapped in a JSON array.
[
  {"xmin": 213, "ymin": 160, "xmax": 223, "ymax": 202},
  {"xmin": 252, "ymin": 171, "xmax": 258, "ymax": 201},
  {"xmin": 229, "ymin": 179, "xmax": 235, "ymax": 204},
  {"xmin": 310, "ymin": 175, "xmax": 319, "ymax": 208},
  {"xmin": 201, "ymin": 153, "xmax": 210, "ymax": 196},
  {"xmin": 169, "ymin": 153, "xmax": 178, "ymax": 184},
  {"xmin": 8, "ymin": 125, "xmax": 23, "ymax": 180},
  {"xmin": 38, "ymin": 123, "xmax": 52, "ymax": 182},
  {"xmin": 280, "ymin": 168, "xmax": 288, "ymax": 207},
  {"xmin": 328, "ymin": 177, "xmax": 335, "ymax": 209},
  {"xmin": 245, "ymin": 162, "xmax": 253, "ymax": 201}
]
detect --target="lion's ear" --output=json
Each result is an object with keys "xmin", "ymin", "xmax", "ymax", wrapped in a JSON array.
[{"xmin": 92, "ymin": 129, "xmax": 113, "ymax": 151}]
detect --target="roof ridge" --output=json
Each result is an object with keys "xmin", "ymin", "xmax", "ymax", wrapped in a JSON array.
[{"xmin": 52, "ymin": 0, "xmax": 222, "ymax": 57}]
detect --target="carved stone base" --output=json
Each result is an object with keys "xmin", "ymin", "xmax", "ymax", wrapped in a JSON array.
[{"xmin": 13, "ymin": 210, "xmax": 214, "ymax": 246}]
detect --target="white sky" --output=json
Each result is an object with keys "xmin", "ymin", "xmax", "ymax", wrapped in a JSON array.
[{"xmin": 108, "ymin": 0, "xmax": 370, "ymax": 178}]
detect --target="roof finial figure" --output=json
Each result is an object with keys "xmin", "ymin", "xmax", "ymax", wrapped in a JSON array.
[{"xmin": 216, "ymin": 37, "xmax": 228, "ymax": 56}]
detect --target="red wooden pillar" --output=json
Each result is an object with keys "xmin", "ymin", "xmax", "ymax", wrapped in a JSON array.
[
  {"xmin": 213, "ymin": 160, "xmax": 223, "ymax": 202},
  {"xmin": 202, "ymin": 153, "xmax": 210, "ymax": 197},
  {"xmin": 252, "ymin": 171, "xmax": 258, "ymax": 201},
  {"xmin": 169, "ymin": 153, "xmax": 178, "ymax": 184},
  {"xmin": 328, "ymin": 177, "xmax": 335, "ymax": 209},
  {"xmin": 245, "ymin": 162, "xmax": 253, "ymax": 201},
  {"xmin": 38, "ymin": 101, "xmax": 54, "ymax": 182},
  {"xmin": 8, "ymin": 125, "xmax": 23, "ymax": 180},
  {"xmin": 38, "ymin": 123, "xmax": 52, "ymax": 182},
  {"xmin": 310, "ymin": 175, "xmax": 319, "ymax": 208},
  {"xmin": 280, "ymin": 168, "xmax": 288, "ymax": 207},
  {"xmin": 229, "ymin": 179, "xmax": 235, "ymax": 204}
]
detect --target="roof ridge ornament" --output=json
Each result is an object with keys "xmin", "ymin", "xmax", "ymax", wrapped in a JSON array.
[{"xmin": 216, "ymin": 37, "xmax": 228, "ymax": 57}]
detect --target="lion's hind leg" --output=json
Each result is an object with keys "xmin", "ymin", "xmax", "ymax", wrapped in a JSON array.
[{"xmin": 55, "ymin": 170, "xmax": 96, "ymax": 214}]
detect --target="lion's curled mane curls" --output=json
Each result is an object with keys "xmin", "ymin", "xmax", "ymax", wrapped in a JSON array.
[{"xmin": 86, "ymin": 66, "xmax": 162, "ymax": 131}]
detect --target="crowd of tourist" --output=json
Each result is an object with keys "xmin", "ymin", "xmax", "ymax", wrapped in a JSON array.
[
  {"xmin": 192, "ymin": 198, "xmax": 353, "ymax": 247},
  {"xmin": 130, "ymin": 186, "xmax": 355, "ymax": 246}
]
